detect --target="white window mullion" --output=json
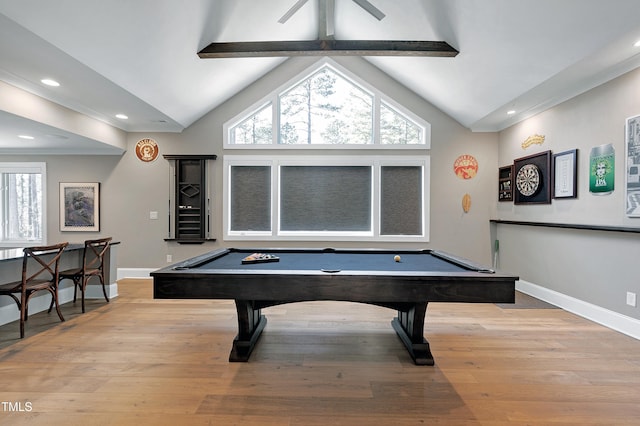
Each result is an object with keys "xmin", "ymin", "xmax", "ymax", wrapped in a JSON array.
[
  {"xmin": 373, "ymin": 96, "xmax": 381, "ymax": 145},
  {"xmin": 372, "ymin": 161, "xmax": 381, "ymax": 237},
  {"xmin": 273, "ymin": 161, "xmax": 280, "ymax": 236},
  {"xmin": 272, "ymin": 94, "xmax": 279, "ymax": 145},
  {"xmin": 422, "ymin": 157, "xmax": 430, "ymax": 240}
]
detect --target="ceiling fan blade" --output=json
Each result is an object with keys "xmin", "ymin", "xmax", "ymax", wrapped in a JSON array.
[
  {"xmin": 319, "ymin": 0, "xmax": 335, "ymax": 39},
  {"xmin": 351, "ymin": 0, "xmax": 385, "ymax": 21},
  {"xmin": 278, "ymin": 0, "xmax": 310, "ymax": 23}
]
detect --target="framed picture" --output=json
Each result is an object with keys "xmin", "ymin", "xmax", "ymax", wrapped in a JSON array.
[
  {"xmin": 625, "ymin": 115, "xmax": 640, "ymax": 217},
  {"xmin": 60, "ymin": 182, "xmax": 100, "ymax": 231},
  {"xmin": 498, "ymin": 165, "xmax": 513, "ymax": 201},
  {"xmin": 553, "ymin": 149, "xmax": 578, "ymax": 199},
  {"xmin": 513, "ymin": 150, "xmax": 552, "ymax": 204}
]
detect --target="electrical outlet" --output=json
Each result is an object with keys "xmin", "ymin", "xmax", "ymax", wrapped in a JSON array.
[
  {"xmin": 149, "ymin": 211, "xmax": 158, "ymax": 220},
  {"xmin": 166, "ymin": 254, "xmax": 172, "ymax": 263},
  {"xmin": 627, "ymin": 292, "xmax": 637, "ymax": 307}
]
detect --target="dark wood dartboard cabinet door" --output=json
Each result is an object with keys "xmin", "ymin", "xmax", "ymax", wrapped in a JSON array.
[{"xmin": 164, "ymin": 155, "xmax": 217, "ymax": 243}]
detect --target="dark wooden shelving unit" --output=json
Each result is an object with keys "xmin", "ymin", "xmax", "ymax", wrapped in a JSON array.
[
  {"xmin": 164, "ymin": 155, "xmax": 217, "ymax": 244},
  {"xmin": 498, "ymin": 165, "xmax": 513, "ymax": 202}
]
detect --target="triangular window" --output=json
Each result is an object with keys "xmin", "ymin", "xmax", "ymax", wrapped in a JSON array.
[{"xmin": 226, "ymin": 59, "xmax": 429, "ymax": 148}]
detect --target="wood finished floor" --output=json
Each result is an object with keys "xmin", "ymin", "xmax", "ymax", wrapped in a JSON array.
[{"xmin": 0, "ymin": 279, "xmax": 639, "ymax": 425}]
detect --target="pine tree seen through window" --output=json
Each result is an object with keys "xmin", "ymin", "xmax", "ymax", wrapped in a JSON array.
[
  {"xmin": 0, "ymin": 163, "xmax": 46, "ymax": 247},
  {"xmin": 227, "ymin": 61, "xmax": 426, "ymax": 146}
]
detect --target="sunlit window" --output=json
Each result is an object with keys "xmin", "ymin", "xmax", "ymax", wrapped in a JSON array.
[
  {"xmin": 0, "ymin": 163, "xmax": 47, "ymax": 247},
  {"xmin": 279, "ymin": 67, "xmax": 373, "ymax": 145},
  {"xmin": 225, "ymin": 59, "xmax": 428, "ymax": 148},
  {"xmin": 223, "ymin": 59, "xmax": 430, "ymax": 242},
  {"xmin": 230, "ymin": 103, "xmax": 272, "ymax": 145},
  {"xmin": 380, "ymin": 102, "xmax": 423, "ymax": 145}
]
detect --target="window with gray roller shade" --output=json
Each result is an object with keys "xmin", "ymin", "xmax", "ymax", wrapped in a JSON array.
[
  {"xmin": 230, "ymin": 166, "xmax": 271, "ymax": 231},
  {"xmin": 280, "ymin": 166, "xmax": 371, "ymax": 231},
  {"xmin": 380, "ymin": 166, "xmax": 422, "ymax": 235},
  {"xmin": 225, "ymin": 155, "xmax": 429, "ymax": 242}
]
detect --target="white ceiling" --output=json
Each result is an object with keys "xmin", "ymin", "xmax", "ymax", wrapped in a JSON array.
[{"xmin": 2, "ymin": 0, "xmax": 640, "ymax": 154}]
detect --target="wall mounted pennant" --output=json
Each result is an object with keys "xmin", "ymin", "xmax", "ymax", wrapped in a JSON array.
[{"xmin": 521, "ymin": 134, "xmax": 545, "ymax": 149}]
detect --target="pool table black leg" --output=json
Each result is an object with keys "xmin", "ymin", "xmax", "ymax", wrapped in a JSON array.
[
  {"xmin": 229, "ymin": 300, "xmax": 267, "ymax": 362},
  {"xmin": 391, "ymin": 302, "xmax": 434, "ymax": 365}
]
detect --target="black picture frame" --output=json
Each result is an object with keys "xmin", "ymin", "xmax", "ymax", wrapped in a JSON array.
[
  {"xmin": 553, "ymin": 149, "xmax": 578, "ymax": 199},
  {"xmin": 498, "ymin": 165, "xmax": 513, "ymax": 202},
  {"xmin": 513, "ymin": 150, "xmax": 552, "ymax": 204}
]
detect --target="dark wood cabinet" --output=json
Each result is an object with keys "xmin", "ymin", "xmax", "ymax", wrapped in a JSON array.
[
  {"xmin": 498, "ymin": 165, "xmax": 513, "ymax": 202},
  {"xmin": 164, "ymin": 155, "xmax": 216, "ymax": 243}
]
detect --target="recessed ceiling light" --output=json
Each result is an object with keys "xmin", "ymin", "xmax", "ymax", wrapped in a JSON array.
[
  {"xmin": 634, "ymin": 39, "xmax": 640, "ymax": 47},
  {"xmin": 41, "ymin": 78, "xmax": 60, "ymax": 87},
  {"xmin": 115, "ymin": 114, "xmax": 128, "ymax": 120},
  {"xmin": 507, "ymin": 110, "xmax": 516, "ymax": 115},
  {"xmin": 18, "ymin": 135, "xmax": 34, "ymax": 140}
]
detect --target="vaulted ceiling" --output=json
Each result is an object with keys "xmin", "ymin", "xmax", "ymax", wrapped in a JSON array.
[{"xmin": 2, "ymin": 0, "xmax": 640, "ymax": 154}]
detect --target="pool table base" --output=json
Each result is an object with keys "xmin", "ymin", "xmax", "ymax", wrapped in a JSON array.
[
  {"xmin": 229, "ymin": 300, "xmax": 434, "ymax": 365},
  {"xmin": 391, "ymin": 302, "xmax": 434, "ymax": 365}
]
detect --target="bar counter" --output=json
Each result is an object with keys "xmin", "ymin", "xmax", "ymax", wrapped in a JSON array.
[{"xmin": 0, "ymin": 241, "xmax": 119, "ymax": 326}]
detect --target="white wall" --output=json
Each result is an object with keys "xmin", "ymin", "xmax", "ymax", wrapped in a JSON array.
[
  {"xmin": 6, "ymin": 53, "xmax": 637, "ymax": 333},
  {"xmin": 495, "ymin": 67, "xmax": 640, "ymax": 326},
  {"xmin": 91, "ymin": 56, "xmax": 499, "ymax": 269},
  {"xmin": 3, "ymin": 57, "xmax": 500, "ymax": 278}
]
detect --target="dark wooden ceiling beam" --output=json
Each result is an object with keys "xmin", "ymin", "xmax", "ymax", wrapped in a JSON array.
[{"xmin": 198, "ymin": 40, "xmax": 458, "ymax": 58}]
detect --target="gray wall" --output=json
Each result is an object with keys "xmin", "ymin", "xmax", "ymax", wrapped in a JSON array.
[
  {"xmin": 494, "ymin": 67, "xmax": 640, "ymax": 321},
  {"xmin": 7, "ymin": 56, "xmax": 500, "ymax": 270}
]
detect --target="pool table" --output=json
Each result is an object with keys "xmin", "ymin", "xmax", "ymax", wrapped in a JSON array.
[{"xmin": 151, "ymin": 248, "xmax": 517, "ymax": 365}]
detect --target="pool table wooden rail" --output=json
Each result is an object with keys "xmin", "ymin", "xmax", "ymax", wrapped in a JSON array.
[{"xmin": 152, "ymin": 248, "xmax": 517, "ymax": 365}]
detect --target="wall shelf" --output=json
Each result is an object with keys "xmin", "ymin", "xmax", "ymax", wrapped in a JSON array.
[{"xmin": 490, "ymin": 219, "xmax": 640, "ymax": 234}]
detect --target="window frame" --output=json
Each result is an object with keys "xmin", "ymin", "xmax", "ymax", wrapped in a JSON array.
[
  {"xmin": 223, "ymin": 58, "xmax": 430, "ymax": 149},
  {"xmin": 223, "ymin": 155, "xmax": 429, "ymax": 242},
  {"xmin": 0, "ymin": 162, "xmax": 47, "ymax": 247}
]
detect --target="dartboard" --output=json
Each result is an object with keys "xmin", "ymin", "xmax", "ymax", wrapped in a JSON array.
[{"xmin": 515, "ymin": 164, "xmax": 540, "ymax": 196}]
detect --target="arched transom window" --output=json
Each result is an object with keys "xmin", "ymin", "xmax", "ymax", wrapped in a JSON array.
[{"xmin": 225, "ymin": 59, "xmax": 429, "ymax": 148}]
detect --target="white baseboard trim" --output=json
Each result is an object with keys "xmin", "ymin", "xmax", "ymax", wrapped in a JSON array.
[
  {"xmin": 117, "ymin": 268, "xmax": 155, "ymax": 280},
  {"xmin": 516, "ymin": 280, "xmax": 640, "ymax": 341}
]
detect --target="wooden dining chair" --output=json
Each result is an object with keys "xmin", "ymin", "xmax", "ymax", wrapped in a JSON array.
[
  {"xmin": 55, "ymin": 237, "xmax": 112, "ymax": 313},
  {"xmin": 0, "ymin": 242, "xmax": 69, "ymax": 338}
]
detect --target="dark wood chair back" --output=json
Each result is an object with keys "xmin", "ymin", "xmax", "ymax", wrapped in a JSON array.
[
  {"xmin": 57, "ymin": 237, "xmax": 112, "ymax": 313},
  {"xmin": 82, "ymin": 237, "xmax": 112, "ymax": 275},
  {"xmin": 0, "ymin": 242, "xmax": 69, "ymax": 338}
]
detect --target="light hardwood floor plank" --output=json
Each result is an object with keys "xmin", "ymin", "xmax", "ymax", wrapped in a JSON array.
[{"xmin": 0, "ymin": 278, "xmax": 638, "ymax": 425}]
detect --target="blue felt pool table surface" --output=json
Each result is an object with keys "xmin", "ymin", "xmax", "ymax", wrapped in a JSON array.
[{"xmin": 196, "ymin": 250, "xmax": 467, "ymax": 272}]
